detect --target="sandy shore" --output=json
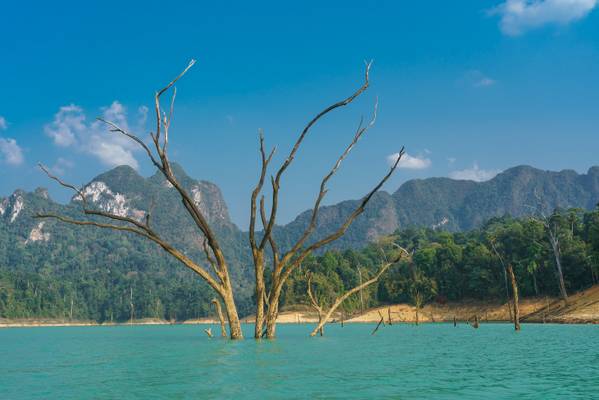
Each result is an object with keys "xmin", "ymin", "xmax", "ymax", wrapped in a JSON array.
[{"xmin": 3, "ymin": 284, "xmax": 598, "ymax": 328}]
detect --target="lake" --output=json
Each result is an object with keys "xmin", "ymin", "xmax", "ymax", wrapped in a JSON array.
[{"xmin": 1, "ymin": 323, "xmax": 597, "ymax": 399}]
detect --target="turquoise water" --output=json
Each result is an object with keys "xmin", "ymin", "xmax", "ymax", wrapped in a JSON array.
[{"xmin": 1, "ymin": 323, "xmax": 598, "ymax": 399}]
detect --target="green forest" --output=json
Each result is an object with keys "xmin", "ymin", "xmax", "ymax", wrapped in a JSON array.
[{"xmin": 2, "ymin": 206, "xmax": 598, "ymax": 322}]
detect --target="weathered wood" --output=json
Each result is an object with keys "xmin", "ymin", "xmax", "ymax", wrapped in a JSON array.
[
  {"xmin": 371, "ymin": 316, "xmax": 385, "ymax": 335},
  {"xmin": 246, "ymin": 63, "xmax": 405, "ymax": 338},
  {"xmin": 506, "ymin": 264, "xmax": 521, "ymax": 331},
  {"xmin": 211, "ymin": 298, "xmax": 228, "ymax": 337},
  {"xmin": 378, "ymin": 310, "xmax": 386, "ymax": 326},
  {"xmin": 308, "ymin": 251, "xmax": 407, "ymax": 337}
]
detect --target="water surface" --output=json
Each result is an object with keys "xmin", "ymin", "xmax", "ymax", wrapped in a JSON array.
[{"xmin": 1, "ymin": 323, "xmax": 597, "ymax": 399}]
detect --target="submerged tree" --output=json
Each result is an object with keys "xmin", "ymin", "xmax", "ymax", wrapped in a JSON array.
[
  {"xmin": 37, "ymin": 60, "xmax": 245, "ymax": 338},
  {"xmin": 37, "ymin": 60, "xmax": 404, "ymax": 340},
  {"xmin": 305, "ymin": 244, "xmax": 407, "ymax": 337},
  {"xmin": 486, "ymin": 222, "xmax": 524, "ymax": 331},
  {"xmin": 247, "ymin": 61, "xmax": 403, "ymax": 338}
]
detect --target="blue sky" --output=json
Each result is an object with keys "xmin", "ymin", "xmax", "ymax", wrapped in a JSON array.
[{"xmin": 1, "ymin": 0, "xmax": 598, "ymax": 228}]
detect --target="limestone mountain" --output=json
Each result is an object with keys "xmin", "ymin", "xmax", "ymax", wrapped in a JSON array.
[
  {"xmin": 1, "ymin": 163, "xmax": 598, "ymax": 321},
  {"xmin": 273, "ymin": 165, "xmax": 599, "ymax": 250}
]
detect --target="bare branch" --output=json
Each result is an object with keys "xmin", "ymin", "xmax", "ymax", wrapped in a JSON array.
[
  {"xmin": 162, "ymin": 86, "xmax": 177, "ymax": 154},
  {"xmin": 96, "ymin": 119, "xmax": 162, "ymax": 170},
  {"xmin": 278, "ymin": 98, "xmax": 379, "ymax": 261},
  {"xmin": 306, "ymin": 273, "xmax": 324, "ymax": 315},
  {"xmin": 203, "ymin": 236, "xmax": 222, "ymax": 281},
  {"xmin": 261, "ymin": 61, "xmax": 373, "ymax": 246},
  {"xmin": 211, "ymin": 298, "xmax": 228, "ymax": 338},
  {"xmin": 309, "ymin": 252, "xmax": 403, "ymax": 336},
  {"xmin": 38, "ymin": 164, "xmax": 86, "ymax": 204},
  {"xmin": 260, "ymin": 196, "xmax": 280, "ymax": 267},
  {"xmin": 36, "ymin": 212, "xmax": 224, "ymax": 294},
  {"xmin": 154, "ymin": 59, "xmax": 196, "ymax": 149},
  {"xmin": 250, "ymin": 131, "xmax": 276, "ymax": 251},
  {"xmin": 279, "ymin": 147, "xmax": 406, "ymax": 286}
]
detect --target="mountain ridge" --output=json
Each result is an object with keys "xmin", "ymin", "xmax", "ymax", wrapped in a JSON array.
[{"xmin": 3, "ymin": 164, "xmax": 598, "ymax": 250}]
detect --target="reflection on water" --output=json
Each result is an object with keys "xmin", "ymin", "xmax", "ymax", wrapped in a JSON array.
[{"xmin": 1, "ymin": 323, "xmax": 598, "ymax": 399}]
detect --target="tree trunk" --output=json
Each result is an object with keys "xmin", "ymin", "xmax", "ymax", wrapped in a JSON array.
[
  {"xmin": 211, "ymin": 298, "xmax": 228, "ymax": 337},
  {"xmin": 265, "ymin": 306, "xmax": 278, "ymax": 339},
  {"xmin": 317, "ymin": 313, "xmax": 324, "ymax": 336},
  {"xmin": 264, "ymin": 287, "xmax": 282, "ymax": 339},
  {"xmin": 371, "ymin": 316, "xmax": 385, "ymax": 335},
  {"xmin": 221, "ymin": 285, "xmax": 243, "ymax": 339},
  {"xmin": 549, "ymin": 232, "xmax": 568, "ymax": 303},
  {"xmin": 506, "ymin": 264, "xmax": 520, "ymax": 331},
  {"xmin": 253, "ymin": 252, "xmax": 266, "ymax": 339},
  {"xmin": 503, "ymin": 268, "xmax": 514, "ymax": 322},
  {"xmin": 308, "ymin": 259, "xmax": 397, "ymax": 337}
]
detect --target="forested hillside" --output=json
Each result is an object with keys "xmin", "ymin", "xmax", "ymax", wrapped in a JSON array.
[
  {"xmin": 1, "ymin": 164, "xmax": 598, "ymax": 322},
  {"xmin": 282, "ymin": 207, "xmax": 599, "ymax": 315}
]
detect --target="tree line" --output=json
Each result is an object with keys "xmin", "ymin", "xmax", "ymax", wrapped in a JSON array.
[
  {"xmin": 3, "ymin": 206, "xmax": 597, "ymax": 323},
  {"xmin": 282, "ymin": 206, "xmax": 599, "ymax": 315}
]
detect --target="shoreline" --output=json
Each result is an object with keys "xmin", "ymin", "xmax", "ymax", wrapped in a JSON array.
[
  {"xmin": 3, "ymin": 284, "xmax": 598, "ymax": 329},
  {"xmin": 1, "ymin": 319, "xmax": 596, "ymax": 329}
]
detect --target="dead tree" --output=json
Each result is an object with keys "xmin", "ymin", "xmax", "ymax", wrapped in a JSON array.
[
  {"xmin": 529, "ymin": 195, "xmax": 568, "ymax": 303},
  {"xmin": 248, "ymin": 61, "xmax": 404, "ymax": 338},
  {"xmin": 307, "ymin": 249, "xmax": 407, "ymax": 337},
  {"xmin": 371, "ymin": 316, "xmax": 385, "ymax": 335},
  {"xmin": 37, "ymin": 60, "xmax": 403, "ymax": 341},
  {"xmin": 541, "ymin": 215, "xmax": 569, "ymax": 303},
  {"xmin": 506, "ymin": 265, "xmax": 521, "ymax": 331},
  {"xmin": 306, "ymin": 274, "xmax": 325, "ymax": 336},
  {"xmin": 211, "ymin": 298, "xmax": 228, "ymax": 337},
  {"xmin": 489, "ymin": 239, "xmax": 521, "ymax": 330},
  {"xmin": 36, "ymin": 60, "xmax": 244, "ymax": 339}
]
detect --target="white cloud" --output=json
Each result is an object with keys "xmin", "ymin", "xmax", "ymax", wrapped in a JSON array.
[
  {"xmin": 0, "ymin": 116, "xmax": 24, "ymax": 166},
  {"xmin": 493, "ymin": 0, "xmax": 597, "ymax": 36},
  {"xmin": 448, "ymin": 157, "xmax": 457, "ymax": 165},
  {"xmin": 449, "ymin": 163, "xmax": 501, "ymax": 182},
  {"xmin": 44, "ymin": 101, "xmax": 147, "ymax": 169},
  {"xmin": 0, "ymin": 137, "xmax": 24, "ymax": 166},
  {"xmin": 45, "ymin": 104, "xmax": 85, "ymax": 147},
  {"xmin": 387, "ymin": 152, "xmax": 432, "ymax": 170}
]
